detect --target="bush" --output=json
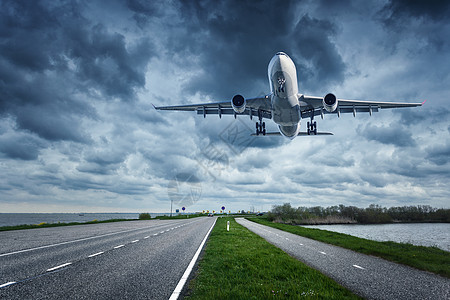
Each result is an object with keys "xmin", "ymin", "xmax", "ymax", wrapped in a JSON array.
[{"xmin": 139, "ymin": 213, "xmax": 151, "ymax": 220}]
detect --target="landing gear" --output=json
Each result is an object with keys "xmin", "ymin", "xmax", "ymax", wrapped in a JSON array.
[
  {"xmin": 307, "ymin": 121, "xmax": 317, "ymax": 135},
  {"xmin": 255, "ymin": 110, "xmax": 266, "ymax": 136}
]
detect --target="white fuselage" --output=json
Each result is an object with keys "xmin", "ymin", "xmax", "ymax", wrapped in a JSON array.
[{"xmin": 268, "ymin": 52, "xmax": 301, "ymax": 138}]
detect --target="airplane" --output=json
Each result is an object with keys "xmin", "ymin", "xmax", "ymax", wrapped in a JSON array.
[{"xmin": 154, "ymin": 52, "xmax": 424, "ymax": 139}]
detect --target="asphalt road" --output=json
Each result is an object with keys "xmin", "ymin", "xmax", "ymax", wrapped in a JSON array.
[
  {"xmin": 0, "ymin": 217, "xmax": 216, "ymax": 299},
  {"xmin": 236, "ymin": 218, "xmax": 450, "ymax": 300}
]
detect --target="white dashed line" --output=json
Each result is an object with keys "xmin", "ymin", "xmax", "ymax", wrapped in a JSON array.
[
  {"xmin": 0, "ymin": 225, "xmax": 158, "ymax": 258},
  {"xmin": 153, "ymin": 233, "xmax": 158, "ymax": 236},
  {"xmin": 299, "ymin": 243, "xmax": 303, "ymax": 246},
  {"xmin": 131, "ymin": 240, "xmax": 139, "ymax": 243},
  {"xmin": 114, "ymin": 244, "xmax": 124, "ymax": 249},
  {"xmin": 0, "ymin": 282, "xmax": 16, "ymax": 288},
  {"xmin": 319, "ymin": 251, "xmax": 327, "ymax": 255},
  {"xmin": 353, "ymin": 264, "xmax": 365, "ymax": 270},
  {"xmin": 47, "ymin": 262, "xmax": 72, "ymax": 272},
  {"xmin": 88, "ymin": 251, "xmax": 104, "ymax": 258},
  {"xmin": 160, "ymin": 231, "xmax": 165, "ymax": 234},
  {"xmin": 285, "ymin": 238, "xmax": 289, "ymax": 240},
  {"xmin": 144, "ymin": 236, "xmax": 150, "ymax": 239}
]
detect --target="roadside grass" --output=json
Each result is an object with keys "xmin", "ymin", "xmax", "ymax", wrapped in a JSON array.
[
  {"xmin": 0, "ymin": 214, "xmax": 207, "ymax": 232},
  {"xmin": 248, "ymin": 217, "xmax": 450, "ymax": 278},
  {"xmin": 0, "ymin": 218, "xmax": 138, "ymax": 232},
  {"xmin": 185, "ymin": 217, "xmax": 361, "ymax": 299},
  {"xmin": 155, "ymin": 214, "xmax": 204, "ymax": 220}
]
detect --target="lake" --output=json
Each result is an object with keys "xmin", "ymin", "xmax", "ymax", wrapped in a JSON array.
[{"xmin": 302, "ymin": 223, "xmax": 449, "ymax": 251}]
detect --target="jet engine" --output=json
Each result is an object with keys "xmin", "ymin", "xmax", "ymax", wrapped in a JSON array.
[
  {"xmin": 231, "ymin": 94, "xmax": 246, "ymax": 113},
  {"xmin": 323, "ymin": 93, "xmax": 338, "ymax": 112}
]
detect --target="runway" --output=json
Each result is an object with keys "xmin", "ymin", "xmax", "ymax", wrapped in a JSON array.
[
  {"xmin": 0, "ymin": 217, "xmax": 216, "ymax": 299},
  {"xmin": 236, "ymin": 218, "xmax": 450, "ymax": 300}
]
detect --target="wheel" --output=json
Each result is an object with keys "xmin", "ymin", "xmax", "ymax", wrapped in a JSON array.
[
  {"xmin": 307, "ymin": 128, "xmax": 310, "ymax": 135},
  {"xmin": 256, "ymin": 123, "xmax": 259, "ymax": 129},
  {"xmin": 263, "ymin": 129, "xmax": 266, "ymax": 136},
  {"xmin": 313, "ymin": 128, "xmax": 317, "ymax": 135},
  {"xmin": 262, "ymin": 122, "xmax": 266, "ymax": 129},
  {"xmin": 307, "ymin": 121, "xmax": 310, "ymax": 129}
]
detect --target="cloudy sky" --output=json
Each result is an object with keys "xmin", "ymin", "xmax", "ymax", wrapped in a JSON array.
[{"xmin": 0, "ymin": 0, "xmax": 449, "ymax": 213}]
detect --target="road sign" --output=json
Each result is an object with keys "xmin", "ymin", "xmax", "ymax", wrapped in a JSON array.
[
  {"xmin": 222, "ymin": 206, "xmax": 225, "ymax": 210},
  {"xmin": 176, "ymin": 209, "xmax": 179, "ymax": 213},
  {"xmin": 182, "ymin": 207, "xmax": 185, "ymax": 211}
]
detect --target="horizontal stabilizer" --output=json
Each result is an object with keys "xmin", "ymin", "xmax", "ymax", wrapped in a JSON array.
[{"xmin": 251, "ymin": 131, "xmax": 333, "ymax": 136}]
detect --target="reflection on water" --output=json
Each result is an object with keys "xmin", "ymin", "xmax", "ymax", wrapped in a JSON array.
[{"xmin": 302, "ymin": 223, "xmax": 450, "ymax": 251}]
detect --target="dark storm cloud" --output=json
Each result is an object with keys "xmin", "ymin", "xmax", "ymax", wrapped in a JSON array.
[
  {"xmin": 66, "ymin": 23, "xmax": 152, "ymax": 99},
  {"xmin": 378, "ymin": 0, "xmax": 450, "ymax": 51},
  {"xmin": 158, "ymin": 0, "xmax": 346, "ymax": 99},
  {"xmin": 425, "ymin": 141, "xmax": 450, "ymax": 165},
  {"xmin": 394, "ymin": 107, "xmax": 450, "ymax": 127},
  {"xmin": 291, "ymin": 14, "xmax": 346, "ymax": 89},
  {"xmin": 0, "ymin": 131, "xmax": 47, "ymax": 160},
  {"xmin": 0, "ymin": 0, "xmax": 153, "ymax": 144},
  {"xmin": 382, "ymin": 0, "xmax": 450, "ymax": 21},
  {"xmin": 357, "ymin": 123, "xmax": 416, "ymax": 147}
]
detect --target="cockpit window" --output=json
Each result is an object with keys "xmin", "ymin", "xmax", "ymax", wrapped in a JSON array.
[{"xmin": 276, "ymin": 52, "xmax": 286, "ymax": 56}]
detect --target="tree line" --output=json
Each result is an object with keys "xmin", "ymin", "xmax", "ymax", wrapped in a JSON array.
[{"xmin": 266, "ymin": 203, "xmax": 450, "ymax": 224}]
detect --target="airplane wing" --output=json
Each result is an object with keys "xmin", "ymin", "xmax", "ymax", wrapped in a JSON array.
[
  {"xmin": 251, "ymin": 131, "xmax": 333, "ymax": 136},
  {"xmin": 154, "ymin": 96, "xmax": 273, "ymax": 119},
  {"xmin": 299, "ymin": 94, "xmax": 425, "ymax": 119}
]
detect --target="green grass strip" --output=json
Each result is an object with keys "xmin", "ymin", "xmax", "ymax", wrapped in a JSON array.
[
  {"xmin": 248, "ymin": 218, "xmax": 450, "ymax": 278},
  {"xmin": 154, "ymin": 214, "xmax": 204, "ymax": 220},
  {"xmin": 185, "ymin": 217, "xmax": 361, "ymax": 299},
  {"xmin": 0, "ymin": 218, "xmax": 138, "ymax": 232}
]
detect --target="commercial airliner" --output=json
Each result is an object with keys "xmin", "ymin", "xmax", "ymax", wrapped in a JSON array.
[{"xmin": 155, "ymin": 52, "xmax": 424, "ymax": 139}]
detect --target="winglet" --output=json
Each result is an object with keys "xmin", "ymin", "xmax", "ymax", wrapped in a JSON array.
[
  {"xmin": 151, "ymin": 103, "xmax": 158, "ymax": 110},
  {"xmin": 421, "ymin": 100, "xmax": 427, "ymax": 105}
]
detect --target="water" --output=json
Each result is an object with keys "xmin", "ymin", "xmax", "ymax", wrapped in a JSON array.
[
  {"xmin": 0, "ymin": 213, "xmax": 167, "ymax": 227},
  {"xmin": 302, "ymin": 223, "xmax": 450, "ymax": 251}
]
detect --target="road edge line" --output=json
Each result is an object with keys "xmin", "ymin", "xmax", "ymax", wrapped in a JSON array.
[{"xmin": 169, "ymin": 218, "xmax": 217, "ymax": 300}]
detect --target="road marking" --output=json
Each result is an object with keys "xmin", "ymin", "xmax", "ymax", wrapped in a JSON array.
[
  {"xmin": 88, "ymin": 252, "xmax": 104, "ymax": 258},
  {"xmin": 353, "ymin": 264, "xmax": 365, "ymax": 270},
  {"xmin": 169, "ymin": 219, "xmax": 217, "ymax": 300},
  {"xmin": 299, "ymin": 243, "xmax": 303, "ymax": 246},
  {"xmin": 47, "ymin": 262, "xmax": 72, "ymax": 272},
  {"xmin": 131, "ymin": 240, "xmax": 139, "ymax": 243},
  {"xmin": 285, "ymin": 238, "xmax": 289, "ymax": 240},
  {"xmin": 153, "ymin": 233, "xmax": 158, "ymax": 236},
  {"xmin": 144, "ymin": 236, "xmax": 150, "ymax": 239},
  {"xmin": 160, "ymin": 231, "xmax": 165, "ymax": 234},
  {"xmin": 114, "ymin": 244, "xmax": 124, "ymax": 249},
  {"xmin": 319, "ymin": 251, "xmax": 327, "ymax": 255},
  {"xmin": 0, "ymin": 282, "xmax": 16, "ymax": 288},
  {"xmin": 0, "ymin": 225, "xmax": 161, "ymax": 258}
]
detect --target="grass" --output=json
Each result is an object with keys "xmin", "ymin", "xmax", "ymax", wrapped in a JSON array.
[
  {"xmin": 0, "ymin": 218, "xmax": 138, "ymax": 232},
  {"xmin": 185, "ymin": 217, "xmax": 361, "ymax": 299},
  {"xmin": 248, "ymin": 217, "xmax": 450, "ymax": 278},
  {"xmin": 154, "ymin": 214, "xmax": 205, "ymax": 220}
]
